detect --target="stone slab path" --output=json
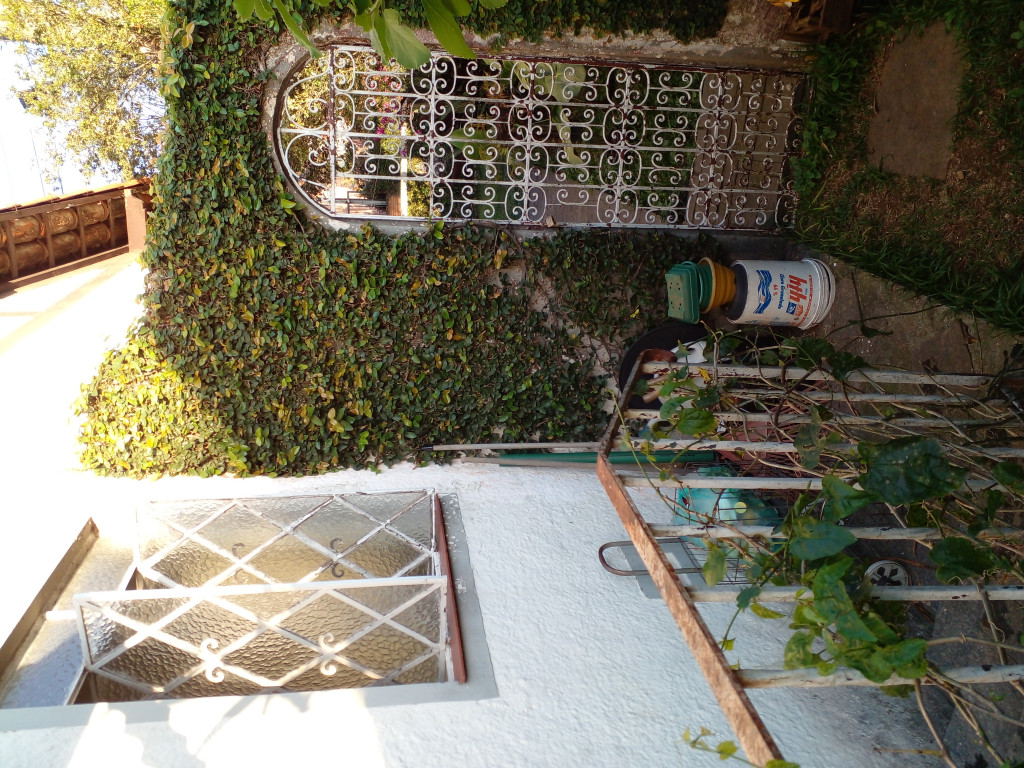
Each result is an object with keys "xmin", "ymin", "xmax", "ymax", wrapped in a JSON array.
[{"xmin": 866, "ymin": 22, "xmax": 962, "ymax": 179}]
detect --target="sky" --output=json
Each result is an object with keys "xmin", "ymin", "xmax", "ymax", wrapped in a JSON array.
[{"xmin": 0, "ymin": 41, "xmax": 118, "ymax": 208}]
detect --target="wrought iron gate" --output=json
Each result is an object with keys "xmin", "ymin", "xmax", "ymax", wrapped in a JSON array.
[{"xmin": 277, "ymin": 47, "xmax": 803, "ymax": 230}]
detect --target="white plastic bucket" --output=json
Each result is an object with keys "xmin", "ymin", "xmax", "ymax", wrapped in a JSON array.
[
  {"xmin": 805, "ymin": 258, "xmax": 836, "ymax": 327},
  {"xmin": 725, "ymin": 258, "xmax": 835, "ymax": 329}
]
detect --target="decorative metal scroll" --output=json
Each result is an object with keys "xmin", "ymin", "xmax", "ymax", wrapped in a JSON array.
[
  {"xmin": 277, "ymin": 47, "xmax": 803, "ymax": 230},
  {"xmin": 75, "ymin": 491, "xmax": 454, "ymax": 699}
]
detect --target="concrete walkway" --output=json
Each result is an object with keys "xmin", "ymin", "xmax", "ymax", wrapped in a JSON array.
[{"xmin": 0, "ymin": 253, "xmax": 149, "ymax": 649}]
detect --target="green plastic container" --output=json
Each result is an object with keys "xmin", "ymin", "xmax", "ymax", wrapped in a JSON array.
[
  {"xmin": 673, "ymin": 466, "xmax": 782, "ymax": 550},
  {"xmin": 697, "ymin": 261, "xmax": 713, "ymax": 312},
  {"xmin": 666, "ymin": 262, "xmax": 701, "ymax": 324}
]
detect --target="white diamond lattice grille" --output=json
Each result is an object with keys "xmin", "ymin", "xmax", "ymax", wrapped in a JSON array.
[
  {"xmin": 74, "ymin": 491, "xmax": 455, "ymax": 700},
  {"xmin": 277, "ymin": 47, "xmax": 804, "ymax": 230},
  {"xmin": 136, "ymin": 491, "xmax": 438, "ymax": 587}
]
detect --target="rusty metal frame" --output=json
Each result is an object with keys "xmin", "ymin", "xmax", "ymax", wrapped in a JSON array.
[
  {"xmin": 597, "ymin": 348, "xmax": 1024, "ymax": 764},
  {"xmin": 597, "ymin": 348, "xmax": 783, "ymax": 764},
  {"xmin": 596, "ymin": 461, "xmax": 784, "ymax": 763},
  {"xmin": 434, "ymin": 492, "xmax": 468, "ymax": 684}
]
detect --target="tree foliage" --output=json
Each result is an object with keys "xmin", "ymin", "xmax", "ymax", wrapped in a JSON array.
[
  {"xmin": 234, "ymin": 0, "xmax": 510, "ymax": 69},
  {"xmin": 0, "ymin": 0, "xmax": 165, "ymax": 180}
]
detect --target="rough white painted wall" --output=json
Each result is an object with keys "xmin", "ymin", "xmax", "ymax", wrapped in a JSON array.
[
  {"xmin": 0, "ymin": 259, "xmax": 933, "ymax": 767},
  {"xmin": 0, "ymin": 464, "xmax": 934, "ymax": 768}
]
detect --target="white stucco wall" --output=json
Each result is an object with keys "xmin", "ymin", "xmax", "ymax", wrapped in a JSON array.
[
  {"xmin": 0, "ymin": 254, "xmax": 936, "ymax": 768},
  {"xmin": 0, "ymin": 462, "xmax": 936, "ymax": 768}
]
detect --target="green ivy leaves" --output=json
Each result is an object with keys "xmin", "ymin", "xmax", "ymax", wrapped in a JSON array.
[
  {"xmin": 234, "ymin": 0, "xmax": 513, "ymax": 69},
  {"xmin": 422, "ymin": 0, "xmax": 475, "ymax": 59},
  {"xmin": 929, "ymin": 537, "xmax": 1011, "ymax": 583},
  {"xmin": 230, "ymin": 0, "xmax": 726, "ymax": 71},
  {"xmin": 80, "ymin": 9, "xmax": 704, "ymax": 479},
  {"xmin": 702, "ymin": 542, "xmax": 727, "ymax": 586},
  {"xmin": 859, "ymin": 437, "xmax": 967, "ymax": 505},
  {"xmin": 784, "ymin": 557, "xmax": 929, "ymax": 684},
  {"xmin": 788, "ymin": 518, "xmax": 857, "ymax": 561},
  {"xmin": 993, "ymin": 460, "xmax": 1024, "ymax": 492}
]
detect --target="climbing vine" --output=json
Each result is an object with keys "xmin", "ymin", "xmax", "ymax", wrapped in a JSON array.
[
  {"xmin": 634, "ymin": 330, "xmax": 1024, "ymax": 766},
  {"xmin": 75, "ymin": 0, "xmax": 720, "ymax": 476},
  {"xmin": 234, "ymin": 0, "xmax": 728, "ymax": 67}
]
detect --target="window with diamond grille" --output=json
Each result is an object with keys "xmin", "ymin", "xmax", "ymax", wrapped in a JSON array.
[
  {"xmin": 276, "ymin": 46, "xmax": 803, "ymax": 230},
  {"xmin": 74, "ymin": 491, "xmax": 464, "ymax": 701}
]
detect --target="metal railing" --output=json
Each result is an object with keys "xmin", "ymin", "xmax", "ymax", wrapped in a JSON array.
[{"xmin": 597, "ymin": 349, "xmax": 1024, "ymax": 764}]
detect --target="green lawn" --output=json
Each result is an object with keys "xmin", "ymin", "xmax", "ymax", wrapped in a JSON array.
[{"xmin": 792, "ymin": 0, "xmax": 1024, "ymax": 334}]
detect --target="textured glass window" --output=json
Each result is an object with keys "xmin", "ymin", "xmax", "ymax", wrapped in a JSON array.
[{"xmin": 75, "ymin": 492, "xmax": 460, "ymax": 700}]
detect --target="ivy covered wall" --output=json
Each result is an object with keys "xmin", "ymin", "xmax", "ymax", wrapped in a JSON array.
[{"xmin": 76, "ymin": 0, "xmax": 723, "ymax": 476}]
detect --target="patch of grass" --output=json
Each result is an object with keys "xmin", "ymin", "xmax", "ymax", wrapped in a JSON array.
[{"xmin": 793, "ymin": 0, "xmax": 1024, "ymax": 334}]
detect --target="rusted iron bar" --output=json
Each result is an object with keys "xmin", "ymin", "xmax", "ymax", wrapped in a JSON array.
[
  {"xmin": 597, "ymin": 454, "xmax": 785, "ymax": 765},
  {"xmin": 433, "ymin": 494, "xmax": 466, "ymax": 684}
]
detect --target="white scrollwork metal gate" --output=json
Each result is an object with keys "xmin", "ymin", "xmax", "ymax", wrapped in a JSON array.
[{"xmin": 277, "ymin": 47, "xmax": 804, "ymax": 230}]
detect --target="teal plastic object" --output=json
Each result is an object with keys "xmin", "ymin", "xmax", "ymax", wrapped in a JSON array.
[
  {"xmin": 673, "ymin": 466, "xmax": 782, "ymax": 548},
  {"xmin": 666, "ymin": 262, "xmax": 700, "ymax": 324},
  {"xmin": 696, "ymin": 261, "xmax": 713, "ymax": 312}
]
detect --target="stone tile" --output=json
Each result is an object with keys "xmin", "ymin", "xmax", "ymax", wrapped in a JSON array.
[{"xmin": 866, "ymin": 22, "xmax": 962, "ymax": 179}]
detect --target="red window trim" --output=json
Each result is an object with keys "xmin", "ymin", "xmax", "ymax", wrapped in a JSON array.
[{"xmin": 433, "ymin": 494, "xmax": 467, "ymax": 684}]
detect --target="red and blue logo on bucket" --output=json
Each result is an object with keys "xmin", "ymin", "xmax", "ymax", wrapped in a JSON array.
[{"xmin": 755, "ymin": 269, "xmax": 772, "ymax": 313}]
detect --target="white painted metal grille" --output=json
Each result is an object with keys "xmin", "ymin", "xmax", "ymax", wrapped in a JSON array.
[
  {"xmin": 277, "ymin": 46, "xmax": 803, "ymax": 230},
  {"xmin": 74, "ymin": 492, "xmax": 456, "ymax": 700},
  {"xmin": 134, "ymin": 492, "xmax": 439, "ymax": 587}
]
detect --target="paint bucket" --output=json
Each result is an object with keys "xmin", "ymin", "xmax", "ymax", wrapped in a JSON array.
[{"xmin": 725, "ymin": 258, "xmax": 835, "ymax": 329}]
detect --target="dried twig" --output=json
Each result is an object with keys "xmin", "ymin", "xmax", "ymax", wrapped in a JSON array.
[{"xmin": 915, "ymin": 679, "xmax": 958, "ymax": 768}]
